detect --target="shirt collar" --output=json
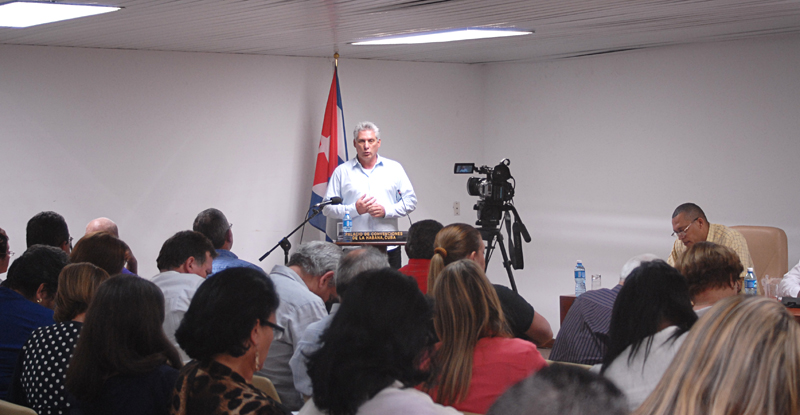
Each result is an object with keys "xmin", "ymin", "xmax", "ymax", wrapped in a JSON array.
[{"xmin": 351, "ymin": 155, "xmax": 383, "ymax": 170}]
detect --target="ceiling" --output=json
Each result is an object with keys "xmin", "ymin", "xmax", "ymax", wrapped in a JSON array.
[{"xmin": 2, "ymin": 0, "xmax": 800, "ymax": 64}]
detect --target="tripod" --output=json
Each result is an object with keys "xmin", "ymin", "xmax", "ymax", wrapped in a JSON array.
[{"xmin": 478, "ymin": 204, "xmax": 531, "ymax": 294}]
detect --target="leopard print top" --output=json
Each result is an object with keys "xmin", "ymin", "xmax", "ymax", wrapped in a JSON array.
[{"xmin": 170, "ymin": 360, "xmax": 290, "ymax": 415}]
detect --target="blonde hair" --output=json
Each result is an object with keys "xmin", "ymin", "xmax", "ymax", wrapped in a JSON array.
[
  {"xmin": 428, "ymin": 223, "xmax": 482, "ymax": 293},
  {"xmin": 425, "ymin": 259, "xmax": 510, "ymax": 406},
  {"xmin": 54, "ymin": 262, "xmax": 111, "ymax": 322},
  {"xmin": 634, "ymin": 295, "xmax": 800, "ymax": 415}
]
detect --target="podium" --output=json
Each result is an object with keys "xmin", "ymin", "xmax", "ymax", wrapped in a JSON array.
[{"xmin": 334, "ymin": 231, "xmax": 408, "ymax": 253}]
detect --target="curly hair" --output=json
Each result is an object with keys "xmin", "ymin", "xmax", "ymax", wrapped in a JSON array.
[{"xmin": 676, "ymin": 241, "xmax": 743, "ymax": 299}]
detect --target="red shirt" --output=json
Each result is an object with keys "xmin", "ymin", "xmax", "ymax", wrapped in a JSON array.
[
  {"xmin": 428, "ymin": 337, "xmax": 547, "ymax": 414},
  {"xmin": 399, "ymin": 258, "xmax": 431, "ymax": 294}
]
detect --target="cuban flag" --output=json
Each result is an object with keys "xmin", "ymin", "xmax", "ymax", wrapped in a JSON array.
[{"xmin": 309, "ymin": 67, "xmax": 347, "ymax": 234}]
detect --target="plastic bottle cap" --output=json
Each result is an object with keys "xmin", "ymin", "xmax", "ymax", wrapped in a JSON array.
[{"xmin": 747, "ymin": 267, "xmax": 754, "ymax": 272}]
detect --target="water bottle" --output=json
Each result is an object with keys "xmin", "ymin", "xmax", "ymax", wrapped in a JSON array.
[
  {"xmin": 744, "ymin": 267, "xmax": 757, "ymax": 295},
  {"xmin": 342, "ymin": 212, "xmax": 353, "ymax": 243},
  {"xmin": 575, "ymin": 260, "xmax": 586, "ymax": 297}
]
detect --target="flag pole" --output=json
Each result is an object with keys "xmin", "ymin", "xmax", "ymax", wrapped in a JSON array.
[{"xmin": 334, "ymin": 52, "xmax": 339, "ymax": 68}]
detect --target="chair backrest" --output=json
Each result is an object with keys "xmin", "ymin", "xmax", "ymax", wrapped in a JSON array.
[
  {"xmin": 730, "ymin": 225, "xmax": 788, "ymax": 293},
  {"xmin": 251, "ymin": 375, "xmax": 281, "ymax": 403},
  {"xmin": 0, "ymin": 400, "xmax": 38, "ymax": 415}
]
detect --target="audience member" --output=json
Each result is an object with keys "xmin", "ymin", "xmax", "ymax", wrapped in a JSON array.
[
  {"xmin": 259, "ymin": 241, "xmax": 341, "ymax": 410},
  {"xmin": 8, "ymin": 263, "xmax": 110, "ymax": 414},
  {"xmin": 487, "ymin": 365, "xmax": 628, "ymax": 415},
  {"xmin": 0, "ymin": 245, "xmax": 68, "ymax": 399},
  {"xmin": 151, "ymin": 230, "xmax": 217, "ymax": 362},
  {"xmin": 675, "ymin": 241, "xmax": 743, "ymax": 317},
  {"xmin": 66, "ymin": 276, "xmax": 183, "ymax": 415},
  {"xmin": 85, "ymin": 217, "xmax": 138, "ymax": 274},
  {"xmin": 193, "ymin": 208, "xmax": 266, "ymax": 276},
  {"xmin": 0, "ymin": 227, "xmax": 10, "ymax": 276},
  {"xmin": 550, "ymin": 253, "xmax": 659, "ymax": 364},
  {"xmin": 424, "ymin": 259, "xmax": 547, "ymax": 413},
  {"xmin": 172, "ymin": 267, "xmax": 290, "ymax": 415},
  {"xmin": 290, "ymin": 247, "xmax": 389, "ymax": 398},
  {"xmin": 599, "ymin": 260, "xmax": 697, "ymax": 411},
  {"xmin": 635, "ymin": 295, "xmax": 800, "ymax": 415},
  {"xmin": 778, "ymin": 258, "xmax": 800, "ymax": 298},
  {"xmin": 301, "ymin": 268, "xmax": 458, "ymax": 415},
  {"xmin": 69, "ymin": 231, "xmax": 128, "ymax": 275},
  {"xmin": 399, "ymin": 219, "xmax": 443, "ymax": 293},
  {"xmin": 667, "ymin": 203, "xmax": 752, "ymax": 279},
  {"xmin": 428, "ymin": 223, "xmax": 552, "ymax": 345},
  {"xmin": 26, "ymin": 211, "xmax": 72, "ymax": 254}
]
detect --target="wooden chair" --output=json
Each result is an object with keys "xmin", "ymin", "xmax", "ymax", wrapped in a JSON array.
[
  {"xmin": 545, "ymin": 359, "xmax": 592, "ymax": 370},
  {"xmin": 251, "ymin": 375, "xmax": 281, "ymax": 403},
  {"xmin": 730, "ymin": 225, "xmax": 788, "ymax": 294},
  {"xmin": 0, "ymin": 400, "xmax": 37, "ymax": 415}
]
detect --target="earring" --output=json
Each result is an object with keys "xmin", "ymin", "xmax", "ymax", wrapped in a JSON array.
[
  {"xmin": 36, "ymin": 298, "xmax": 42, "ymax": 303},
  {"xmin": 254, "ymin": 350, "xmax": 260, "ymax": 371}
]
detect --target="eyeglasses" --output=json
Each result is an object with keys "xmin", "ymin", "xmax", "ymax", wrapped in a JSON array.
[
  {"xmin": 69, "ymin": 236, "xmax": 74, "ymax": 248},
  {"xmin": 8, "ymin": 251, "xmax": 14, "ymax": 257},
  {"xmin": 264, "ymin": 320, "xmax": 285, "ymax": 334},
  {"xmin": 671, "ymin": 218, "xmax": 698, "ymax": 238}
]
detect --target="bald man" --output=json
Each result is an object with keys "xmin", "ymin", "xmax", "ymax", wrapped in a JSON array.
[{"xmin": 84, "ymin": 217, "xmax": 137, "ymax": 275}]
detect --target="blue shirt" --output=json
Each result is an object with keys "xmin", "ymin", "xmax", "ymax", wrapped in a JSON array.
[
  {"xmin": 322, "ymin": 155, "xmax": 416, "ymax": 232},
  {"xmin": 549, "ymin": 285, "xmax": 622, "ymax": 365},
  {"xmin": 0, "ymin": 286, "xmax": 55, "ymax": 400},
  {"xmin": 210, "ymin": 249, "xmax": 266, "ymax": 277}
]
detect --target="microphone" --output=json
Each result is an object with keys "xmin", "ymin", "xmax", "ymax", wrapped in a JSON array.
[
  {"xmin": 398, "ymin": 190, "xmax": 413, "ymax": 226},
  {"xmin": 314, "ymin": 197, "xmax": 343, "ymax": 208}
]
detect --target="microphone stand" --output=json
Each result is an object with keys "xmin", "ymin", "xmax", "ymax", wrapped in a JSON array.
[{"xmin": 259, "ymin": 206, "xmax": 324, "ymax": 264}]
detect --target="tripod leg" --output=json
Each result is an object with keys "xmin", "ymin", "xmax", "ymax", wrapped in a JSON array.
[{"xmin": 495, "ymin": 235, "xmax": 518, "ymax": 293}]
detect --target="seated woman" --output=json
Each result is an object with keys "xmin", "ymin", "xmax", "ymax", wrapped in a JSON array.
[
  {"xmin": 675, "ymin": 241, "xmax": 743, "ymax": 317},
  {"xmin": 428, "ymin": 223, "xmax": 552, "ymax": 345},
  {"xmin": 424, "ymin": 259, "xmax": 547, "ymax": 414},
  {"xmin": 599, "ymin": 260, "xmax": 697, "ymax": 411},
  {"xmin": 302, "ymin": 268, "xmax": 459, "ymax": 415},
  {"xmin": 66, "ymin": 276, "xmax": 183, "ymax": 415},
  {"xmin": 8, "ymin": 263, "xmax": 110, "ymax": 414},
  {"xmin": 69, "ymin": 231, "xmax": 128, "ymax": 276},
  {"xmin": 171, "ymin": 267, "xmax": 290, "ymax": 415},
  {"xmin": 635, "ymin": 295, "xmax": 800, "ymax": 415}
]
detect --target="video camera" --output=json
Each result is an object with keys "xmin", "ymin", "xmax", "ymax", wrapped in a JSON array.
[{"xmin": 454, "ymin": 158, "xmax": 515, "ymax": 228}]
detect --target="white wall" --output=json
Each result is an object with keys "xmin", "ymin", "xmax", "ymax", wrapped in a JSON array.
[
  {"xmin": 0, "ymin": 45, "xmax": 484, "ymax": 279},
  {"xmin": 2, "ymin": 33, "xmax": 799, "ymax": 334},
  {"xmin": 482, "ymin": 33, "xmax": 800, "ymax": 331}
]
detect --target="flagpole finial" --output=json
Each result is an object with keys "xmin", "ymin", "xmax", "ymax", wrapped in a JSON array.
[{"xmin": 334, "ymin": 53, "xmax": 339, "ymax": 67}]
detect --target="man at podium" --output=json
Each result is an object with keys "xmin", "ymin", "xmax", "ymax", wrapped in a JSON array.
[{"xmin": 323, "ymin": 121, "xmax": 416, "ymax": 268}]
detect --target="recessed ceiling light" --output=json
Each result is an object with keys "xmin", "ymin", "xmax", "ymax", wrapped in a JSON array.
[
  {"xmin": 351, "ymin": 28, "xmax": 532, "ymax": 46},
  {"xmin": 0, "ymin": 1, "xmax": 120, "ymax": 28}
]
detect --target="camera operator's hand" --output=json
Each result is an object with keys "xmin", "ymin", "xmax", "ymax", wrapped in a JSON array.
[
  {"xmin": 356, "ymin": 194, "xmax": 377, "ymax": 215},
  {"xmin": 367, "ymin": 203, "xmax": 386, "ymax": 218}
]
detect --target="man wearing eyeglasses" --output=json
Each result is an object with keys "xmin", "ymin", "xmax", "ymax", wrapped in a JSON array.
[
  {"xmin": 323, "ymin": 121, "xmax": 417, "ymax": 269},
  {"xmin": 666, "ymin": 203, "xmax": 752, "ymax": 279}
]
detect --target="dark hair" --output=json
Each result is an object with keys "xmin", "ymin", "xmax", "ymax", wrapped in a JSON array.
[
  {"xmin": 334, "ymin": 247, "xmax": 389, "ymax": 297},
  {"xmin": 601, "ymin": 260, "xmax": 697, "ymax": 373},
  {"xmin": 69, "ymin": 232, "xmax": 127, "ymax": 275},
  {"xmin": 26, "ymin": 211, "xmax": 70, "ymax": 248},
  {"xmin": 671, "ymin": 203, "xmax": 707, "ymax": 221},
  {"xmin": 156, "ymin": 230, "xmax": 217, "ymax": 271},
  {"xmin": 0, "ymin": 227, "xmax": 8, "ymax": 260},
  {"xmin": 66, "ymin": 276, "xmax": 182, "ymax": 401},
  {"xmin": 175, "ymin": 268, "xmax": 279, "ymax": 361},
  {"xmin": 192, "ymin": 208, "xmax": 229, "ymax": 250},
  {"xmin": 2, "ymin": 245, "xmax": 69, "ymax": 299},
  {"xmin": 487, "ymin": 365, "xmax": 627, "ymax": 415},
  {"xmin": 308, "ymin": 268, "xmax": 434, "ymax": 415},
  {"xmin": 405, "ymin": 220, "xmax": 443, "ymax": 260},
  {"xmin": 54, "ymin": 263, "xmax": 110, "ymax": 322}
]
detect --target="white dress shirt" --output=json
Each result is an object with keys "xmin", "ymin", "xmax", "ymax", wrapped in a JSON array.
[
  {"xmin": 289, "ymin": 304, "xmax": 339, "ymax": 397},
  {"xmin": 258, "ymin": 265, "xmax": 328, "ymax": 410},
  {"xmin": 779, "ymin": 259, "xmax": 800, "ymax": 297},
  {"xmin": 322, "ymin": 156, "xmax": 416, "ymax": 232},
  {"xmin": 298, "ymin": 381, "xmax": 460, "ymax": 415},
  {"xmin": 150, "ymin": 270, "xmax": 205, "ymax": 363}
]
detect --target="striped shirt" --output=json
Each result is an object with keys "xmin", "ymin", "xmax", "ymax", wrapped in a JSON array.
[
  {"xmin": 667, "ymin": 223, "xmax": 753, "ymax": 278},
  {"xmin": 549, "ymin": 285, "xmax": 621, "ymax": 365}
]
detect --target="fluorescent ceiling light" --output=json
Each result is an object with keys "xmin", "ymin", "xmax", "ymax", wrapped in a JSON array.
[
  {"xmin": 351, "ymin": 28, "xmax": 532, "ymax": 46},
  {"xmin": 0, "ymin": 1, "xmax": 120, "ymax": 28}
]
